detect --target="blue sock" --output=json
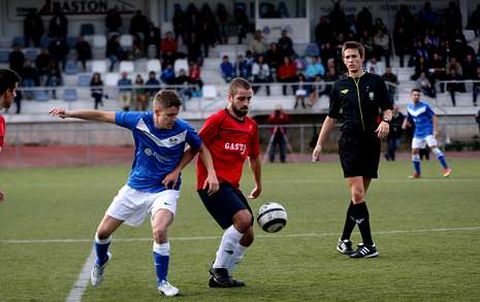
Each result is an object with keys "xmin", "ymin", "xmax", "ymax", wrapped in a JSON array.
[
  {"xmin": 412, "ymin": 154, "xmax": 421, "ymax": 175},
  {"xmin": 153, "ymin": 252, "xmax": 169, "ymax": 284},
  {"xmin": 153, "ymin": 241, "xmax": 171, "ymax": 285},
  {"xmin": 94, "ymin": 234, "xmax": 111, "ymax": 266},
  {"xmin": 437, "ymin": 155, "xmax": 448, "ymax": 169}
]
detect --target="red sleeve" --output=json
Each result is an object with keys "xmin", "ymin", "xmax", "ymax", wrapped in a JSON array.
[
  {"xmin": 199, "ymin": 111, "xmax": 222, "ymax": 144},
  {"xmin": 0, "ymin": 116, "xmax": 5, "ymax": 150},
  {"xmin": 249, "ymin": 121, "xmax": 260, "ymax": 157}
]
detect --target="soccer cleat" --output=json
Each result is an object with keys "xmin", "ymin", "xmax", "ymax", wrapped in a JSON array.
[
  {"xmin": 442, "ymin": 168, "xmax": 452, "ymax": 178},
  {"xmin": 90, "ymin": 252, "xmax": 112, "ymax": 287},
  {"xmin": 157, "ymin": 280, "xmax": 179, "ymax": 296},
  {"xmin": 408, "ymin": 173, "xmax": 421, "ymax": 179},
  {"xmin": 336, "ymin": 239, "xmax": 354, "ymax": 255},
  {"xmin": 208, "ymin": 267, "xmax": 245, "ymax": 288},
  {"xmin": 349, "ymin": 243, "xmax": 378, "ymax": 259}
]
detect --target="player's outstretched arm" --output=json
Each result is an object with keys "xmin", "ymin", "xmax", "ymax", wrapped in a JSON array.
[
  {"xmin": 198, "ymin": 144, "xmax": 219, "ymax": 195},
  {"xmin": 312, "ymin": 116, "xmax": 336, "ymax": 162},
  {"xmin": 248, "ymin": 155, "xmax": 262, "ymax": 199},
  {"xmin": 49, "ymin": 108, "xmax": 116, "ymax": 123}
]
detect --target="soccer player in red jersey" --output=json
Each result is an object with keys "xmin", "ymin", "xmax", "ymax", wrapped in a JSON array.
[
  {"xmin": 198, "ymin": 77, "xmax": 262, "ymax": 287},
  {"xmin": 0, "ymin": 69, "xmax": 21, "ymax": 202}
]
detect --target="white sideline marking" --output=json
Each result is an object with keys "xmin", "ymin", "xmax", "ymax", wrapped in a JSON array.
[
  {"xmin": 65, "ymin": 248, "xmax": 95, "ymax": 302},
  {"xmin": 1, "ymin": 226, "xmax": 479, "ymax": 244}
]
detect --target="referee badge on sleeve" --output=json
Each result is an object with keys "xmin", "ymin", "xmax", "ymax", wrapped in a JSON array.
[{"xmin": 369, "ymin": 91, "xmax": 374, "ymax": 101}]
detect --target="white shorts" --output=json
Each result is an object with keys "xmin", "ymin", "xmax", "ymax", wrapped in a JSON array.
[
  {"xmin": 412, "ymin": 135, "xmax": 437, "ymax": 149},
  {"xmin": 105, "ymin": 185, "xmax": 180, "ymax": 226}
]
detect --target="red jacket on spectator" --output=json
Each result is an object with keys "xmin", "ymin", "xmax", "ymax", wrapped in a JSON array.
[
  {"xmin": 160, "ymin": 37, "xmax": 178, "ymax": 54},
  {"xmin": 277, "ymin": 61, "xmax": 297, "ymax": 80}
]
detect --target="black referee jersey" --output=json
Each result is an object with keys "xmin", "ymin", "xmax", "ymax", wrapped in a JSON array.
[{"xmin": 329, "ymin": 72, "xmax": 393, "ymax": 133}]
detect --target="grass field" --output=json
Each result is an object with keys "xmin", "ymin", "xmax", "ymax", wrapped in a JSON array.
[{"xmin": 1, "ymin": 158, "xmax": 479, "ymax": 302}]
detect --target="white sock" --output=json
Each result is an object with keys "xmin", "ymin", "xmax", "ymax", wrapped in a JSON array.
[
  {"xmin": 213, "ymin": 225, "xmax": 243, "ymax": 269},
  {"xmin": 227, "ymin": 243, "xmax": 247, "ymax": 274}
]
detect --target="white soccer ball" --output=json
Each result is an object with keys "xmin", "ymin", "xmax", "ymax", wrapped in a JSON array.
[{"xmin": 256, "ymin": 202, "xmax": 287, "ymax": 233}]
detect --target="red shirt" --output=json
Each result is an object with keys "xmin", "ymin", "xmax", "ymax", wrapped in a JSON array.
[
  {"xmin": 0, "ymin": 115, "xmax": 5, "ymax": 151},
  {"xmin": 197, "ymin": 109, "xmax": 260, "ymax": 189}
]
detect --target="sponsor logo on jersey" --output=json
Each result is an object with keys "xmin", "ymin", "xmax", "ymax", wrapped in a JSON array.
[
  {"xmin": 224, "ymin": 142, "xmax": 247, "ymax": 155},
  {"xmin": 340, "ymin": 89, "xmax": 349, "ymax": 95}
]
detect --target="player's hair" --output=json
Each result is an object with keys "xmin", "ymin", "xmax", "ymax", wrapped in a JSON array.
[
  {"xmin": 411, "ymin": 88, "xmax": 421, "ymax": 94},
  {"xmin": 228, "ymin": 77, "xmax": 252, "ymax": 96},
  {"xmin": 153, "ymin": 90, "xmax": 182, "ymax": 108},
  {"xmin": 341, "ymin": 41, "xmax": 365, "ymax": 59},
  {"xmin": 0, "ymin": 69, "xmax": 21, "ymax": 95}
]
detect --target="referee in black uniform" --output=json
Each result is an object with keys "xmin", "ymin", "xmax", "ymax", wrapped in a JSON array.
[{"xmin": 312, "ymin": 41, "xmax": 393, "ymax": 258}]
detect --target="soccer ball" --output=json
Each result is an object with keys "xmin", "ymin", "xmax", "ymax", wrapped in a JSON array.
[{"xmin": 256, "ymin": 202, "xmax": 287, "ymax": 233}]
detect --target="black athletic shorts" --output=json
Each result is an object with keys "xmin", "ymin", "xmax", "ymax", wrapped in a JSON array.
[
  {"xmin": 338, "ymin": 131, "xmax": 381, "ymax": 178},
  {"xmin": 198, "ymin": 183, "xmax": 254, "ymax": 229}
]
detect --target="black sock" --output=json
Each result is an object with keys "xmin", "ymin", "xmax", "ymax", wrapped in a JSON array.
[
  {"xmin": 352, "ymin": 202, "xmax": 373, "ymax": 246},
  {"xmin": 340, "ymin": 201, "xmax": 356, "ymax": 240}
]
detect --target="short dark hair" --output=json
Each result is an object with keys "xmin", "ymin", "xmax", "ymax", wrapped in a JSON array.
[
  {"xmin": 411, "ymin": 88, "xmax": 421, "ymax": 94},
  {"xmin": 228, "ymin": 77, "xmax": 252, "ymax": 96},
  {"xmin": 341, "ymin": 41, "xmax": 365, "ymax": 59},
  {"xmin": 0, "ymin": 69, "xmax": 21, "ymax": 95},
  {"xmin": 153, "ymin": 90, "xmax": 182, "ymax": 108}
]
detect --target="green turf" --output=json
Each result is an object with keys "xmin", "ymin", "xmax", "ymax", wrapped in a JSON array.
[{"xmin": 0, "ymin": 159, "xmax": 479, "ymax": 301}]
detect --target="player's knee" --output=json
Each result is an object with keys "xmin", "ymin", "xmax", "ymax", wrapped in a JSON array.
[
  {"xmin": 96, "ymin": 229, "xmax": 111, "ymax": 240},
  {"xmin": 412, "ymin": 154, "xmax": 421, "ymax": 162},
  {"xmin": 351, "ymin": 189, "xmax": 365, "ymax": 203},
  {"xmin": 233, "ymin": 210, "xmax": 252, "ymax": 233},
  {"xmin": 152, "ymin": 226, "xmax": 168, "ymax": 242},
  {"xmin": 432, "ymin": 147, "xmax": 443, "ymax": 157}
]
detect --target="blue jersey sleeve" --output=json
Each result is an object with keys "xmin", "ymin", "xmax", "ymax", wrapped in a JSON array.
[
  {"xmin": 425, "ymin": 103, "xmax": 435, "ymax": 119},
  {"xmin": 115, "ymin": 111, "xmax": 144, "ymax": 130},
  {"xmin": 184, "ymin": 123, "xmax": 202, "ymax": 150}
]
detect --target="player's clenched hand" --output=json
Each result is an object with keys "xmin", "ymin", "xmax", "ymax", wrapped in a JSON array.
[
  {"xmin": 162, "ymin": 170, "xmax": 180, "ymax": 189},
  {"xmin": 248, "ymin": 185, "xmax": 261, "ymax": 199},
  {"xmin": 375, "ymin": 121, "xmax": 389, "ymax": 139},
  {"xmin": 203, "ymin": 174, "xmax": 219, "ymax": 195},
  {"xmin": 311, "ymin": 145, "xmax": 322, "ymax": 162},
  {"xmin": 49, "ymin": 108, "xmax": 68, "ymax": 118}
]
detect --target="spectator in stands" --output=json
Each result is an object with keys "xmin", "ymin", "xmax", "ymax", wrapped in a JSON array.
[
  {"xmin": 160, "ymin": 64, "xmax": 175, "ymax": 85},
  {"xmin": 146, "ymin": 71, "xmax": 160, "ymax": 100},
  {"xmin": 233, "ymin": 5, "xmax": 249, "ymax": 44},
  {"xmin": 410, "ymin": 39, "xmax": 429, "ymax": 68},
  {"xmin": 220, "ymin": 55, "xmax": 235, "ymax": 83},
  {"xmin": 384, "ymin": 105, "xmax": 404, "ymax": 161},
  {"xmin": 323, "ymin": 66, "xmax": 339, "ymax": 102},
  {"xmin": 277, "ymin": 29, "xmax": 295, "ymax": 58},
  {"xmin": 373, "ymin": 28, "xmax": 390, "ymax": 67},
  {"xmin": 428, "ymin": 52, "xmax": 446, "ymax": 93},
  {"xmin": 184, "ymin": 3, "xmax": 200, "ymax": 46},
  {"xmin": 172, "ymin": 5, "xmax": 185, "ymax": 42},
  {"xmin": 418, "ymin": 2, "xmax": 438, "ymax": 30},
  {"xmin": 366, "ymin": 56, "xmax": 384, "ymax": 75},
  {"xmin": 277, "ymin": 56, "xmax": 298, "ymax": 96},
  {"xmin": 75, "ymin": 36, "xmax": 92, "ymax": 72},
  {"xmin": 174, "ymin": 68, "xmax": 192, "ymax": 109},
  {"xmin": 145, "ymin": 21, "xmax": 161, "ymax": 58},
  {"xmin": 21, "ymin": 60, "xmax": 38, "ymax": 101},
  {"xmin": 467, "ymin": 4, "xmax": 480, "ymax": 35},
  {"xmin": 235, "ymin": 55, "xmax": 252, "ymax": 81},
  {"xmin": 307, "ymin": 75, "xmax": 326, "ymax": 107},
  {"xmin": 416, "ymin": 71, "xmax": 436, "ymax": 98},
  {"xmin": 118, "ymin": 72, "xmax": 133, "ymax": 111},
  {"xmin": 199, "ymin": 3, "xmax": 218, "ymax": 58},
  {"xmin": 393, "ymin": 18, "xmax": 410, "ymax": 68},
  {"xmin": 320, "ymin": 41, "xmax": 336, "ymax": 68},
  {"xmin": 476, "ymin": 109, "xmax": 480, "ymax": 134},
  {"xmin": 23, "ymin": 11, "xmax": 44, "ymax": 47},
  {"xmin": 160, "ymin": 32, "xmax": 178, "ymax": 68},
  {"xmin": 9, "ymin": 45, "xmax": 25, "ymax": 74},
  {"xmin": 446, "ymin": 68, "xmax": 463, "ymax": 107},
  {"xmin": 134, "ymin": 74, "xmax": 148, "ymax": 111},
  {"xmin": 264, "ymin": 42, "xmax": 282, "ymax": 79},
  {"xmin": 382, "ymin": 67, "xmax": 399, "ymax": 103},
  {"xmin": 315, "ymin": 16, "xmax": 333, "ymax": 48},
  {"xmin": 250, "ymin": 30, "xmax": 267, "ymax": 56},
  {"xmin": 472, "ymin": 67, "xmax": 480, "ymax": 107},
  {"xmin": 35, "ymin": 48, "xmax": 52, "ymax": 85},
  {"xmin": 328, "ymin": 2, "xmax": 348, "ymax": 35},
  {"xmin": 45, "ymin": 60, "xmax": 62, "ymax": 99},
  {"xmin": 48, "ymin": 7, "xmax": 68, "ymax": 39},
  {"xmin": 106, "ymin": 35, "xmax": 124, "ymax": 72},
  {"xmin": 188, "ymin": 62, "xmax": 203, "ymax": 95},
  {"xmin": 305, "ymin": 56, "xmax": 325, "ymax": 81},
  {"xmin": 267, "ymin": 105, "xmax": 290, "ymax": 163},
  {"xmin": 251, "ymin": 54, "xmax": 271, "ymax": 96},
  {"xmin": 129, "ymin": 10, "xmax": 149, "ymax": 45},
  {"xmin": 461, "ymin": 54, "xmax": 477, "ymax": 80},
  {"xmin": 48, "ymin": 37, "xmax": 69, "ymax": 71},
  {"xmin": 356, "ymin": 7, "xmax": 373, "ymax": 35},
  {"xmin": 90, "ymin": 73, "xmax": 104, "ymax": 110},
  {"xmin": 216, "ymin": 3, "xmax": 229, "ymax": 44},
  {"xmin": 294, "ymin": 74, "xmax": 307, "ymax": 109},
  {"xmin": 186, "ymin": 32, "xmax": 202, "ymax": 64},
  {"xmin": 105, "ymin": 8, "xmax": 122, "ymax": 34},
  {"xmin": 359, "ymin": 29, "xmax": 374, "ymax": 60},
  {"xmin": 411, "ymin": 56, "xmax": 429, "ymax": 81}
]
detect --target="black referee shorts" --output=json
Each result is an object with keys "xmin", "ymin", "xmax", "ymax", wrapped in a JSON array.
[
  {"xmin": 338, "ymin": 131, "xmax": 381, "ymax": 178},
  {"xmin": 198, "ymin": 183, "xmax": 254, "ymax": 230}
]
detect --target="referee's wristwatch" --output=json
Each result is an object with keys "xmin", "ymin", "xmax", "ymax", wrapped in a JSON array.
[{"xmin": 382, "ymin": 117, "xmax": 391, "ymax": 123}]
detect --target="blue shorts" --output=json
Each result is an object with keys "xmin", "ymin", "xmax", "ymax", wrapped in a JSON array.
[{"xmin": 198, "ymin": 183, "xmax": 253, "ymax": 229}]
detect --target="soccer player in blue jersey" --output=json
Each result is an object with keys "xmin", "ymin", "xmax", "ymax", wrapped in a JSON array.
[
  {"xmin": 49, "ymin": 90, "xmax": 219, "ymax": 296},
  {"xmin": 403, "ymin": 88, "xmax": 452, "ymax": 178}
]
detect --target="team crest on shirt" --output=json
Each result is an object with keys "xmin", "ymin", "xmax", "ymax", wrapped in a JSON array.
[
  {"xmin": 340, "ymin": 89, "xmax": 349, "ymax": 95},
  {"xmin": 169, "ymin": 137, "xmax": 178, "ymax": 143}
]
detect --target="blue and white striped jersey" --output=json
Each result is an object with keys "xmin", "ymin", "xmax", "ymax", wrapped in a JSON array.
[
  {"xmin": 406, "ymin": 100, "xmax": 435, "ymax": 138},
  {"xmin": 116, "ymin": 111, "xmax": 202, "ymax": 193}
]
